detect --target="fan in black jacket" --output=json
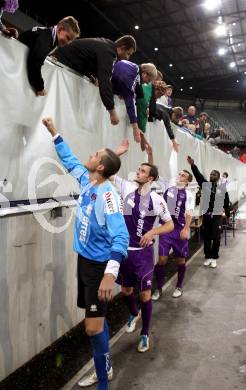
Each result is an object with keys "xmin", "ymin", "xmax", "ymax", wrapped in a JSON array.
[
  {"xmin": 18, "ymin": 16, "xmax": 80, "ymax": 96},
  {"xmin": 148, "ymin": 79, "xmax": 179, "ymax": 152},
  {"xmin": 51, "ymin": 35, "xmax": 137, "ymax": 127},
  {"xmin": 187, "ymin": 155, "xmax": 230, "ymax": 268}
]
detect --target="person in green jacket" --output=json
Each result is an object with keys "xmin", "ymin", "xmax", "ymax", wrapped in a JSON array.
[{"xmin": 136, "ymin": 83, "xmax": 153, "ymax": 135}]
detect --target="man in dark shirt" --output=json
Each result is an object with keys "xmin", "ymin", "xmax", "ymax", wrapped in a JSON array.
[
  {"xmin": 206, "ymin": 127, "xmax": 225, "ymax": 145},
  {"xmin": 183, "ymin": 106, "xmax": 199, "ymax": 128},
  {"xmin": 187, "ymin": 156, "xmax": 230, "ymax": 268},
  {"xmin": 51, "ymin": 35, "xmax": 137, "ymax": 127},
  {"xmin": 19, "ymin": 16, "xmax": 80, "ymax": 96}
]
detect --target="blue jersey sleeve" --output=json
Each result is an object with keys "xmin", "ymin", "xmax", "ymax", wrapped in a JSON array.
[
  {"xmin": 103, "ymin": 190, "xmax": 129, "ymax": 262},
  {"xmin": 54, "ymin": 136, "xmax": 89, "ymax": 187}
]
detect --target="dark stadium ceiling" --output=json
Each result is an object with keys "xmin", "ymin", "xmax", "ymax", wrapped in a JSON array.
[{"xmin": 19, "ymin": 0, "xmax": 246, "ymax": 100}]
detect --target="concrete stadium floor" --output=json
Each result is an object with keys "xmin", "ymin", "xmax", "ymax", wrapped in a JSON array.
[{"xmin": 71, "ymin": 229, "xmax": 246, "ymax": 390}]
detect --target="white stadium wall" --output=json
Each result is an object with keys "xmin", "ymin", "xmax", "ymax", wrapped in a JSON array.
[{"xmin": 0, "ymin": 34, "xmax": 246, "ymax": 380}]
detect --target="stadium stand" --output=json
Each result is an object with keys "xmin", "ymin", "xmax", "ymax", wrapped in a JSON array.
[{"xmin": 206, "ymin": 109, "xmax": 246, "ymax": 141}]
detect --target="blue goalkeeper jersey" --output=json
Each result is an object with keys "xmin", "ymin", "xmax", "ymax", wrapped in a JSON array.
[{"xmin": 54, "ymin": 136, "xmax": 129, "ymax": 263}]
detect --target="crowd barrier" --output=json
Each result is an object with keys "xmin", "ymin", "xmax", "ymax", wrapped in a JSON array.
[{"xmin": 0, "ymin": 34, "xmax": 245, "ymax": 380}]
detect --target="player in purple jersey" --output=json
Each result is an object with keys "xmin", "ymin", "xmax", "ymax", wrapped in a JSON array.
[
  {"xmin": 145, "ymin": 144, "xmax": 195, "ymax": 300},
  {"xmin": 113, "ymin": 140, "xmax": 174, "ymax": 352}
]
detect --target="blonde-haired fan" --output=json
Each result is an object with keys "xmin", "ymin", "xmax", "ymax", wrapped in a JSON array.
[{"xmin": 112, "ymin": 60, "xmax": 157, "ymax": 145}]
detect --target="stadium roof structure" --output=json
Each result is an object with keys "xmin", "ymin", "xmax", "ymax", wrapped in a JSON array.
[{"xmin": 19, "ymin": 0, "xmax": 246, "ymax": 100}]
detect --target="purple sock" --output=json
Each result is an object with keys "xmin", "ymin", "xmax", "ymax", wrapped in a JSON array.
[
  {"xmin": 176, "ymin": 264, "xmax": 186, "ymax": 288},
  {"xmin": 123, "ymin": 293, "xmax": 138, "ymax": 317},
  {"xmin": 140, "ymin": 300, "xmax": 152, "ymax": 336},
  {"xmin": 155, "ymin": 263, "xmax": 166, "ymax": 290}
]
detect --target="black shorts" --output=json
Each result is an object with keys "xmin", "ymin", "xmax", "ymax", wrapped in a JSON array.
[{"xmin": 77, "ymin": 254, "xmax": 108, "ymax": 318}]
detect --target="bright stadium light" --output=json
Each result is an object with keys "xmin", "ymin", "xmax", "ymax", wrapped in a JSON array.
[
  {"xmin": 180, "ymin": 88, "xmax": 183, "ymax": 91},
  {"xmin": 134, "ymin": 25, "xmax": 139, "ymax": 30},
  {"xmin": 203, "ymin": 0, "xmax": 219, "ymax": 10},
  {"xmin": 236, "ymin": 80, "xmax": 239, "ymax": 83},
  {"xmin": 189, "ymin": 86, "xmax": 193, "ymax": 90},
  {"xmin": 180, "ymin": 76, "xmax": 184, "ymax": 79},
  {"xmin": 218, "ymin": 48, "xmax": 226, "ymax": 56},
  {"xmin": 169, "ymin": 63, "xmax": 173, "ymax": 67},
  {"xmin": 229, "ymin": 62, "xmax": 236, "ymax": 68},
  {"xmin": 215, "ymin": 24, "xmax": 227, "ymax": 36},
  {"xmin": 154, "ymin": 47, "xmax": 159, "ymax": 51}
]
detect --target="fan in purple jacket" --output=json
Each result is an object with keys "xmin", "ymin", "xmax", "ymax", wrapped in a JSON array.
[
  {"xmin": 0, "ymin": 0, "xmax": 19, "ymax": 37},
  {"xmin": 112, "ymin": 60, "xmax": 157, "ymax": 144}
]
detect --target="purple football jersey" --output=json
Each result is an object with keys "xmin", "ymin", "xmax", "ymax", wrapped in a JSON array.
[
  {"xmin": 164, "ymin": 186, "xmax": 194, "ymax": 229},
  {"xmin": 114, "ymin": 176, "xmax": 171, "ymax": 248},
  {"xmin": 124, "ymin": 190, "xmax": 156, "ymax": 247}
]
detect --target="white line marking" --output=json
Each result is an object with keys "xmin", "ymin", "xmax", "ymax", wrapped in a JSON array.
[
  {"xmin": 62, "ymin": 245, "xmax": 204, "ymax": 389},
  {"xmin": 233, "ymin": 328, "xmax": 246, "ymax": 335},
  {"xmin": 239, "ymin": 364, "xmax": 246, "ymax": 374}
]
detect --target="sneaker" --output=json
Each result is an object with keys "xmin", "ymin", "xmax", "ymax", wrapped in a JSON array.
[
  {"xmin": 78, "ymin": 367, "xmax": 113, "ymax": 387},
  {"xmin": 172, "ymin": 287, "xmax": 183, "ymax": 298},
  {"xmin": 152, "ymin": 289, "xmax": 162, "ymax": 301},
  {"xmin": 204, "ymin": 259, "xmax": 212, "ymax": 267},
  {"xmin": 210, "ymin": 260, "xmax": 217, "ymax": 268},
  {"xmin": 126, "ymin": 313, "xmax": 140, "ymax": 333},
  {"xmin": 137, "ymin": 335, "xmax": 150, "ymax": 353}
]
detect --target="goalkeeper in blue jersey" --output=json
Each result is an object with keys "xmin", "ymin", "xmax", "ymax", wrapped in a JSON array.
[{"xmin": 42, "ymin": 118, "xmax": 129, "ymax": 390}]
